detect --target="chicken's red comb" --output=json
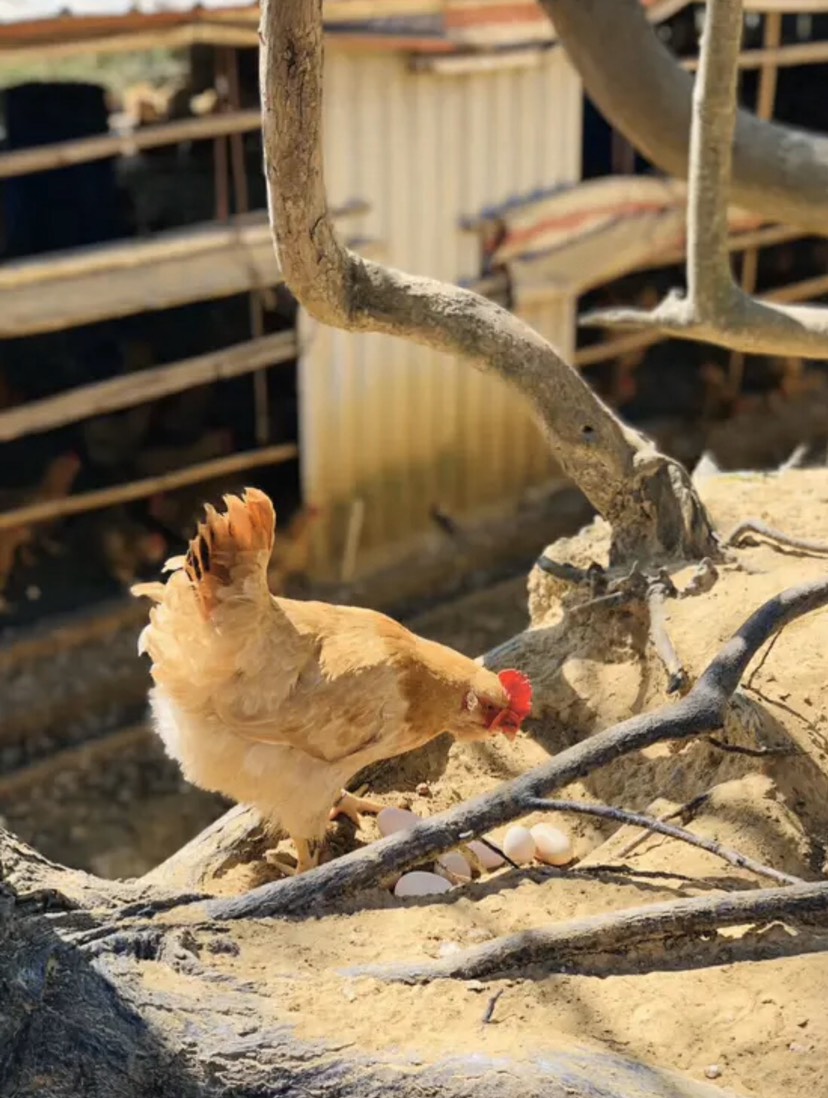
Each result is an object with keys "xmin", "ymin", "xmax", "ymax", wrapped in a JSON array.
[{"xmin": 498, "ymin": 669, "xmax": 533, "ymax": 719}]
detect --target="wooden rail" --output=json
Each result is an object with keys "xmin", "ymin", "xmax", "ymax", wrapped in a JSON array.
[
  {"xmin": 0, "ymin": 445, "xmax": 298, "ymax": 532},
  {"xmin": 0, "ymin": 203, "xmax": 367, "ymax": 337},
  {"xmin": 0, "ymin": 109, "xmax": 263, "ymax": 180},
  {"xmin": 0, "ymin": 332, "xmax": 297, "ymax": 444}
]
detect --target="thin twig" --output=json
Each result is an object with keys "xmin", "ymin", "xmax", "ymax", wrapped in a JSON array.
[
  {"xmin": 482, "ymin": 989, "xmax": 505, "ymax": 1024},
  {"xmin": 746, "ymin": 626, "xmax": 784, "ymax": 689},
  {"xmin": 199, "ymin": 576, "xmax": 828, "ymax": 920},
  {"xmin": 706, "ymin": 736, "xmax": 798, "ymax": 758},
  {"xmin": 725, "ymin": 519, "xmax": 828, "ymax": 558},
  {"xmin": 524, "ymin": 797, "xmax": 802, "ymax": 887},
  {"xmin": 680, "ymin": 558, "xmax": 720, "ymax": 598},
  {"xmin": 617, "ymin": 792, "xmax": 712, "ymax": 860},
  {"xmin": 646, "ymin": 580, "xmax": 688, "ymax": 694},
  {"xmin": 345, "ymin": 881, "xmax": 828, "ymax": 984}
]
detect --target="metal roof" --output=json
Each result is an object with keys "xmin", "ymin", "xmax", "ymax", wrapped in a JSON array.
[{"xmin": 0, "ymin": 1, "xmax": 255, "ymax": 24}]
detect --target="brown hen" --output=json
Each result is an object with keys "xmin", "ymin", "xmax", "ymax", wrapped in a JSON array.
[{"xmin": 132, "ymin": 488, "xmax": 532, "ymax": 873}]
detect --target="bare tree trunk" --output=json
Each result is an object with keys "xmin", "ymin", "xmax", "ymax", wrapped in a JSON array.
[{"xmin": 257, "ymin": 0, "xmax": 717, "ymax": 565}]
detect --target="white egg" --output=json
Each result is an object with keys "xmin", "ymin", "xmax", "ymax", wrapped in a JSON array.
[
  {"xmin": 531, "ymin": 823, "xmax": 573, "ymax": 866},
  {"xmin": 393, "ymin": 871, "xmax": 453, "ymax": 898},
  {"xmin": 502, "ymin": 825, "xmax": 536, "ymax": 865},
  {"xmin": 377, "ymin": 806, "xmax": 421, "ymax": 837},
  {"xmin": 436, "ymin": 850, "xmax": 472, "ymax": 882},
  {"xmin": 467, "ymin": 839, "xmax": 506, "ymax": 871}
]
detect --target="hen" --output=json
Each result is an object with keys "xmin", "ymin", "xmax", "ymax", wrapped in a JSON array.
[
  {"xmin": 0, "ymin": 452, "xmax": 81, "ymax": 611},
  {"xmin": 133, "ymin": 488, "xmax": 532, "ymax": 873}
]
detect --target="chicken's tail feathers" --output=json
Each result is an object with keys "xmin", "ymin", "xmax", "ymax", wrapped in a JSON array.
[
  {"xmin": 131, "ymin": 581, "xmax": 166, "ymax": 603},
  {"xmin": 185, "ymin": 487, "xmax": 276, "ymax": 619}
]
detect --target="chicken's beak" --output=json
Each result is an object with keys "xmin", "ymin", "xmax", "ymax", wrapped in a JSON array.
[{"xmin": 497, "ymin": 711, "xmax": 522, "ymax": 741}]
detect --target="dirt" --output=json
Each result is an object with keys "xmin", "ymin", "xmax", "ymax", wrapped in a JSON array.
[{"xmin": 155, "ymin": 468, "xmax": 828, "ymax": 1098}]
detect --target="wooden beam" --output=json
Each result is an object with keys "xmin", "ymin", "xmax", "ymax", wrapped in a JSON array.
[
  {"xmin": 0, "ymin": 445, "xmax": 298, "ymax": 532},
  {"xmin": 0, "ymin": 204, "xmax": 366, "ymax": 338},
  {"xmin": 0, "ymin": 109, "xmax": 263, "ymax": 181},
  {"xmin": 0, "ymin": 333, "xmax": 296, "ymax": 445},
  {"xmin": 0, "ymin": 23, "xmax": 259, "ymax": 66},
  {"xmin": 683, "ymin": 38, "xmax": 828, "ymax": 72}
]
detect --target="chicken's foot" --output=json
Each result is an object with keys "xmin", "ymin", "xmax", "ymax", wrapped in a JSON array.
[
  {"xmin": 263, "ymin": 850, "xmax": 298, "ymax": 877},
  {"xmin": 330, "ymin": 789, "xmax": 384, "ymax": 827},
  {"xmin": 265, "ymin": 836, "xmax": 324, "ymax": 875}
]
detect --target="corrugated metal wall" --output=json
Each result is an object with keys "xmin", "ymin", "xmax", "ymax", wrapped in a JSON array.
[{"xmin": 299, "ymin": 45, "xmax": 581, "ymax": 579}]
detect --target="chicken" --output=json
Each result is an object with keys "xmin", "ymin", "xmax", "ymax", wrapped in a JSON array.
[
  {"xmin": 133, "ymin": 428, "xmax": 233, "ymax": 479},
  {"xmin": 91, "ymin": 508, "xmax": 168, "ymax": 587},
  {"xmin": 132, "ymin": 488, "xmax": 532, "ymax": 874},
  {"xmin": 0, "ymin": 452, "xmax": 81, "ymax": 611}
]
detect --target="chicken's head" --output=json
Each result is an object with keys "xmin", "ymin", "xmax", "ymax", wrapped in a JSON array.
[{"xmin": 453, "ymin": 667, "xmax": 533, "ymax": 742}]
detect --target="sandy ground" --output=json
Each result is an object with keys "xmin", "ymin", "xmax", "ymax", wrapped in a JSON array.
[{"xmin": 160, "ymin": 468, "xmax": 828, "ymax": 1098}]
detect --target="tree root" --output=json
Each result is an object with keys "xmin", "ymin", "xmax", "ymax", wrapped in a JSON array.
[
  {"xmin": 198, "ymin": 576, "xmax": 828, "ymax": 920},
  {"xmin": 345, "ymin": 881, "xmax": 828, "ymax": 984},
  {"xmin": 525, "ymin": 798, "xmax": 803, "ymax": 886}
]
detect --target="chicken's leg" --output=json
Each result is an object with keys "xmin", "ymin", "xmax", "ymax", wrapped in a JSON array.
[
  {"xmin": 330, "ymin": 789, "xmax": 384, "ymax": 827},
  {"xmin": 264, "ymin": 835, "xmax": 323, "ymax": 876}
]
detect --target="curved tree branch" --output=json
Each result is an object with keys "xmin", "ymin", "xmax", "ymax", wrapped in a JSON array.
[
  {"xmin": 258, "ymin": 0, "xmax": 717, "ymax": 563},
  {"xmin": 199, "ymin": 576, "xmax": 828, "ymax": 921},
  {"xmin": 546, "ymin": 0, "xmax": 828, "ymax": 233},
  {"xmin": 345, "ymin": 880, "xmax": 828, "ymax": 984}
]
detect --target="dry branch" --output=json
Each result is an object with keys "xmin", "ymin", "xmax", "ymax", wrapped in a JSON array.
[
  {"xmin": 546, "ymin": 0, "xmax": 828, "ymax": 232},
  {"xmin": 345, "ymin": 880, "xmax": 828, "ymax": 984},
  {"xmin": 646, "ymin": 578, "xmax": 688, "ymax": 694},
  {"xmin": 199, "ymin": 576, "xmax": 828, "ymax": 920},
  {"xmin": 258, "ymin": 0, "xmax": 717, "ymax": 563},
  {"xmin": 524, "ymin": 797, "xmax": 803, "ymax": 886},
  {"xmin": 0, "ymin": 831, "xmax": 743, "ymax": 1098},
  {"xmin": 725, "ymin": 520, "xmax": 828, "ymax": 557},
  {"xmin": 575, "ymin": 270, "xmax": 828, "ymax": 369},
  {"xmin": 576, "ymin": 0, "xmax": 828, "ymax": 358}
]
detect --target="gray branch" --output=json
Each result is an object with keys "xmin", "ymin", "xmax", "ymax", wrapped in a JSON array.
[{"xmin": 346, "ymin": 880, "xmax": 828, "ymax": 984}]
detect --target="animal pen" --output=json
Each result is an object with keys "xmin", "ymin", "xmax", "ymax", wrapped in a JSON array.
[
  {"xmin": 2, "ymin": 1, "xmax": 826, "ymax": 628},
  {"xmin": 3, "ymin": 1, "xmax": 828, "ymax": 871},
  {"xmin": 0, "ymin": 0, "xmax": 585, "ymax": 625}
]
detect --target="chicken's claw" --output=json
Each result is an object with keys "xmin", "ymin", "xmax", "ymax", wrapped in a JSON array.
[
  {"xmin": 330, "ymin": 790, "xmax": 385, "ymax": 827},
  {"xmin": 263, "ymin": 849, "xmax": 298, "ymax": 877}
]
